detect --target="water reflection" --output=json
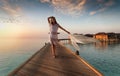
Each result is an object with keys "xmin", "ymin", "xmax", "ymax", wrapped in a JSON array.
[
  {"xmin": 76, "ymin": 41, "xmax": 120, "ymax": 76},
  {"xmin": 94, "ymin": 41, "xmax": 120, "ymax": 50},
  {"xmin": 0, "ymin": 38, "xmax": 47, "ymax": 76}
]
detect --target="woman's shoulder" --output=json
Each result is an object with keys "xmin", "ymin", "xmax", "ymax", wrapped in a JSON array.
[
  {"xmin": 52, "ymin": 23, "xmax": 59, "ymax": 26},
  {"xmin": 49, "ymin": 23, "xmax": 59, "ymax": 26},
  {"xmin": 55, "ymin": 23, "xmax": 59, "ymax": 26}
]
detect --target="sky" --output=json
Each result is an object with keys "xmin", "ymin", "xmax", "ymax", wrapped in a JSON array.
[{"xmin": 0, "ymin": 0, "xmax": 120, "ymax": 38}]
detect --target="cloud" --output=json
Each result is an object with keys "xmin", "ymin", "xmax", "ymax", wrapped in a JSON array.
[
  {"xmin": 90, "ymin": 11, "xmax": 97, "ymax": 15},
  {"xmin": 105, "ymin": 0, "xmax": 114, "ymax": 6},
  {"xmin": 0, "ymin": 0, "xmax": 22, "ymax": 17},
  {"xmin": 40, "ymin": 0, "xmax": 50, "ymax": 3},
  {"xmin": 0, "ymin": 0, "xmax": 23, "ymax": 23},
  {"xmin": 40, "ymin": 0, "xmax": 116, "ymax": 16},
  {"xmin": 40, "ymin": 0, "xmax": 86, "ymax": 16},
  {"xmin": 90, "ymin": 0, "xmax": 115, "ymax": 15}
]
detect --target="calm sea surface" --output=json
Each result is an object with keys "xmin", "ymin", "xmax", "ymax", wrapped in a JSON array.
[
  {"xmin": 66, "ymin": 42, "xmax": 120, "ymax": 76},
  {"xmin": 0, "ymin": 38, "xmax": 47, "ymax": 76},
  {"xmin": 0, "ymin": 39, "xmax": 120, "ymax": 76}
]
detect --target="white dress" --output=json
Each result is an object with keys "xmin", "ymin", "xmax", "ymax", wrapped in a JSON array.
[{"xmin": 49, "ymin": 24, "xmax": 59, "ymax": 45}]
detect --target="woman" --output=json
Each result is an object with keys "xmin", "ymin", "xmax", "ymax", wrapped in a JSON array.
[{"xmin": 48, "ymin": 16, "xmax": 70, "ymax": 58}]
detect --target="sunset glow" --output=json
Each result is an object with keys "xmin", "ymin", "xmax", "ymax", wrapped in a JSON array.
[{"xmin": 0, "ymin": 0, "xmax": 120, "ymax": 38}]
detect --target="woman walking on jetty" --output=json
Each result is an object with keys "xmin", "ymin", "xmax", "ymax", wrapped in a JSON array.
[{"xmin": 48, "ymin": 16, "xmax": 70, "ymax": 58}]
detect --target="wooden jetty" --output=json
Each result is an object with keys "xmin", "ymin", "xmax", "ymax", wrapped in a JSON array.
[{"xmin": 8, "ymin": 43, "xmax": 103, "ymax": 76}]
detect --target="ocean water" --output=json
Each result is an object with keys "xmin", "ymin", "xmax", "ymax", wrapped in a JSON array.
[
  {"xmin": 65, "ymin": 42, "xmax": 120, "ymax": 76},
  {"xmin": 0, "ymin": 39, "xmax": 120, "ymax": 76},
  {"xmin": 0, "ymin": 38, "xmax": 47, "ymax": 76}
]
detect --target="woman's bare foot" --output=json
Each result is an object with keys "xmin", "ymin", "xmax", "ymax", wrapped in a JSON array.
[{"xmin": 53, "ymin": 55, "xmax": 56, "ymax": 58}]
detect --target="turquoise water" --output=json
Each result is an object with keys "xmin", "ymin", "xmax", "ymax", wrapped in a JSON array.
[
  {"xmin": 0, "ymin": 38, "xmax": 47, "ymax": 76},
  {"xmin": 66, "ymin": 42, "xmax": 120, "ymax": 76},
  {"xmin": 0, "ymin": 39, "xmax": 120, "ymax": 76}
]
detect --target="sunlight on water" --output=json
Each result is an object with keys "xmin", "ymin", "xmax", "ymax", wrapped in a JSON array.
[{"xmin": 0, "ymin": 38, "xmax": 47, "ymax": 76}]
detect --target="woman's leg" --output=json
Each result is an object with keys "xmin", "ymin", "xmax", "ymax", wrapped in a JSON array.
[
  {"xmin": 51, "ymin": 43, "xmax": 56, "ymax": 58},
  {"xmin": 51, "ymin": 38, "xmax": 58, "ymax": 58}
]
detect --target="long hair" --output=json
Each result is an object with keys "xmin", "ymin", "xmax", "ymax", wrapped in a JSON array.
[{"xmin": 48, "ymin": 16, "xmax": 57, "ymax": 25}]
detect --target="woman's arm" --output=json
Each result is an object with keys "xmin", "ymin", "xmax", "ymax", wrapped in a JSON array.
[{"xmin": 58, "ymin": 24, "xmax": 70, "ymax": 34}]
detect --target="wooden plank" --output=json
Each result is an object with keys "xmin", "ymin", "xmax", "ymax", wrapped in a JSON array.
[
  {"xmin": 8, "ymin": 43, "xmax": 103, "ymax": 76},
  {"xmin": 58, "ymin": 39, "xmax": 70, "ymax": 42}
]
